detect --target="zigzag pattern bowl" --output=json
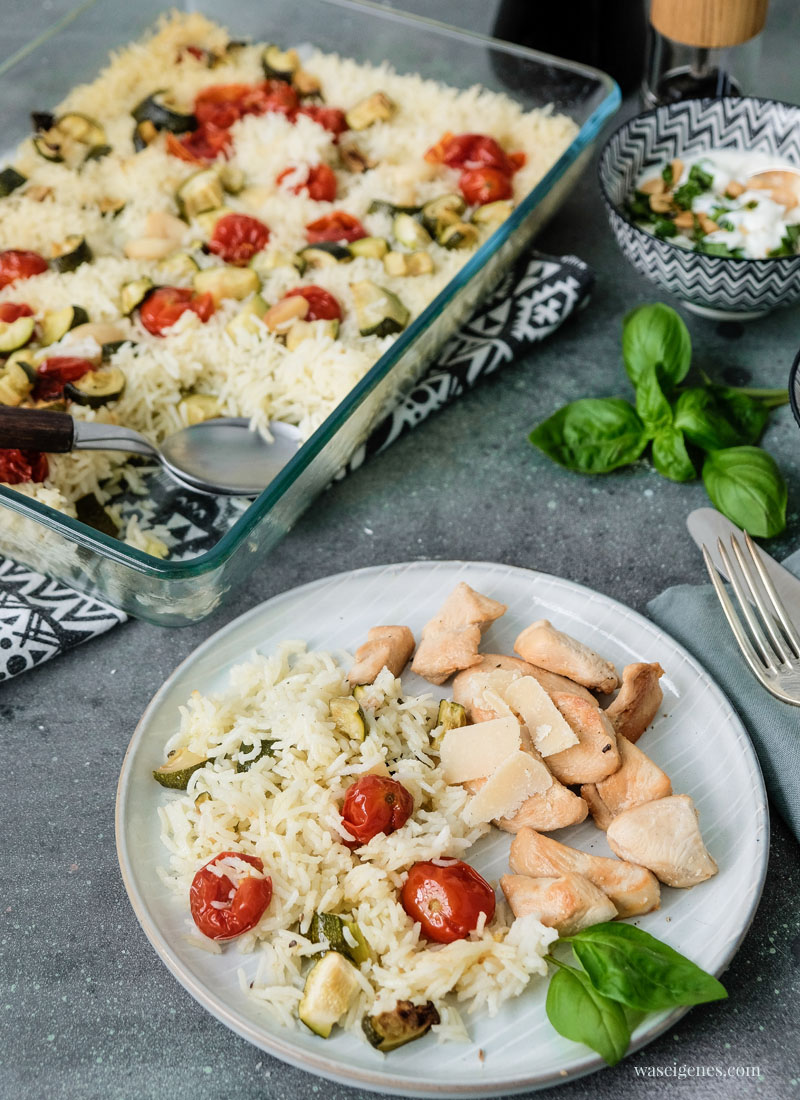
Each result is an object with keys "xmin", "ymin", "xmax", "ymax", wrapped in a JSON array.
[{"xmin": 599, "ymin": 97, "xmax": 800, "ymax": 320}]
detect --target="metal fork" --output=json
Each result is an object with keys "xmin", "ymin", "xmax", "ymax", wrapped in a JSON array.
[{"xmin": 702, "ymin": 532, "xmax": 800, "ymax": 706}]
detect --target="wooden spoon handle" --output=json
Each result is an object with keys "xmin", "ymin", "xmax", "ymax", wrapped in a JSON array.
[{"xmin": 0, "ymin": 406, "xmax": 75, "ymax": 452}]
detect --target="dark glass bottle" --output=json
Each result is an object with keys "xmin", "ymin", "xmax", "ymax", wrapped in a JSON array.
[{"xmin": 492, "ymin": 0, "xmax": 648, "ymax": 95}]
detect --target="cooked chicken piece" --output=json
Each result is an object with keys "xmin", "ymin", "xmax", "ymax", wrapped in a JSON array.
[
  {"xmin": 581, "ymin": 736, "xmax": 672, "ymax": 830},
  {"xmin": 606, "ymin": 794, "xmax": 718, "ymax": 888},
  {"xmin": 545, "ymin": 693, "xmax": 620, "ymax": 785},
  {"xmin": 501, "ymin": 871, "xmax": 618, "ymax": 935},
  {"xmin": 465, "ymin": 745, "xmax": 588, "ymax": 833},
  {"xmin": 509, "ymin": 827, "xmax": 660, "ymax": 918},
  {"xmin": 605, "ymin": 662, "xmax": 665, "ymax": 743},
  {"xmin": 347, "ymin": 625, "xmax": 415, "ymax": 685},
  {"xmin": 514, "ymin": 620, "xmax": 620, "ymax": 694},
  {"xmin": 452, "ymin": 654, "xmax": 594, "ymax": 722},
  {"xmin": 411, "ymin": 583, "xmax": 507, "ymax": 685}
]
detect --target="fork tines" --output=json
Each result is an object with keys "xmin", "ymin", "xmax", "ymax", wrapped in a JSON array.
[{"xmin": 702, "ymin": 531, "xmax": 800, "ymax": 706}]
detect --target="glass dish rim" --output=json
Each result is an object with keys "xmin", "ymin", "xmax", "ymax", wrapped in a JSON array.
[{"xmin": 0, "ymin": 0, "xmax": 620, "ymax": 581}]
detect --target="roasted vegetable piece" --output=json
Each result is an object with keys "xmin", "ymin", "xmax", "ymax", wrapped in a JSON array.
[
  {"xmin": 50, "ymin": 236, "xmax": 92, "ymax": 273},
  {"xmin": 0, "ymin": 315, "xmax": 35, "ymax": 353},
  {"xmin": 367, "ymin": 199, "xmax": 421, "ymax": 218},
  {"xmin": 261, "ymin": 44, "xmax": 301, "ymax": 81},
  {"xmin": 345, "ymin": 91, "xmax": 396, "ymax": 130},
  {"xmin": 299, "ymin": 242, "xmax": 352, "ymax": 267},
  {"xmin": 40, "ymin": 305, "xmax": 90, "ymax": 345},
  {"xmin": 421, "ymin": 193, "xmax": 466, "ymax": 237},
  {"xmin": 392, "ymin": 213, "xmax": 431, "ymax": 249},
  {"xmin": 350, "ymin": 280, "xmax": 409, "ymax": 337},
  {"xmin": 436, "ymin": 699, "xmax": 467, "ymax": 736},
  {"xmin": 33, "ymin": 113, "xmax": 107, "ymax": 168},
  {"xmin": 0, "ymin": 168, "xmax": 26, "ymax": 196},
  {"xmin": 347, "ymin": 236, "xmax": 389, "ymax": 260},
  {"xmin": 132, "ymin": 90, "xmax": 197, "ymax": 134},
  {"xmin": 309, "ymin": 912, "xmax": 371, "ymax": 965},
  {"xmin": 179, "ymin": 393, "xmax": 222, "ymax": 424},
  {"xmin": 152, "ymin": 746, "xmax": 207, "ymax": 789},
  {"xmin": 362, "ymin": 1001, "xmax": 440, "ymax": 1052},
  {"xmin": 176, "ymin": 168, "xmax": 224, "ymax": 219},
  {"xmin": 64, "ymin": 366, "xmax": 126, "ymax": 408},
  {"xmin": 193, "ymin": 265, "xmax": 260, "ymax": 304},
  {"xmin": 298, "ymin": 952, "xmax": 360, "ymax": 1038},
  {"xmin": 330, "ymin": 695, "xmax": 367, "ymax": 740},
  {"xmin": 120, "ymin": 277, "xmax": 154, "ymax": 316}
]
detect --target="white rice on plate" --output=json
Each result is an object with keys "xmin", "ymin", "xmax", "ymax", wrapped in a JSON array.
[
  {"xmin": 0, "ymin": 11, "xmax": 577, "ymax": 554},
  {"xmin": 156, "ymin": 641, "xmax": 556, "ymax": 1042}
]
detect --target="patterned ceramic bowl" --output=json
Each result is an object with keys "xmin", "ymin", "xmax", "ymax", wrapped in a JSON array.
[
  {"xmin": 599, "ymin": 97, "xmax": 800, "ymax": 320},
  {"xmin": 789, "ymin": 347, "xmax": 800, "ymax": 430}
]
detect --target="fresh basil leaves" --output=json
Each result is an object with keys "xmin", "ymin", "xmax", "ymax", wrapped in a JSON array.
[
  {"xmin": 528, "ymin": 302, "xmax": 789, "ymax": 536},
  {"xmin": 544, "ymin": 924, "xmax": 726, "ymax": 1065}
]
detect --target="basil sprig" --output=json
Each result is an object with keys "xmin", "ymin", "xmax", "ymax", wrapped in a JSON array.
[
  {"xmin": 528, "ymin": 303, "xmax": 789, "ymax": 536},
  {"xmin": 544, "ymin": 923, "xmax": 726, "ymax": 1065}
]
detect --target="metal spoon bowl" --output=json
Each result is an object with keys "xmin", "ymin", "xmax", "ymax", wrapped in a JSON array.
[{"xmin": 0, "ymin": 407, "xmax": 303, "ymax": 496}]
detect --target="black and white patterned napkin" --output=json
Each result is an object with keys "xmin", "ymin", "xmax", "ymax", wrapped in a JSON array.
[{"xmin": 0, "ymin": 249, "xmax": 593, "ymax": 682}]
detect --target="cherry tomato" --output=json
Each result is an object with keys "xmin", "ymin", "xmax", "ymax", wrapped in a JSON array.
[
  {"xmin": 276, "ymin": 163, "xmax": 337, "ymax": 202},
  {"xmin": 459, "ymin": 166, "xmax": 513, "ymax": 206},
  {"xmin": 285, "ymin": 285, "xmax": 342, "ymax": 321},
  {"xmin": 189, "ymin": 851, "xmax": 272, "ymax": 941},
  {"xmin": 34, "ymin": 356, "xmax": 95, "ymax": 401},
  {"xmin": 0, "ymin": 250, "xmax": 48, "ymax": 289},
  {"xmin": 439, "ymin": 133, "xmax": 512, "ymax": 173},
  {"xmin": 139, "ymin": 287, "xmax": 215, "ymax": 336},
  {"xmin": 208, "ymin": 212, "xmax": 271, "ymax": 265},
  {"xmin": 400, "ymin": 859, "xmax": 496, "ymax": 944},
  {"xmin": 341, "ymin": 775, "xmax": 414, "ymax": 846},
  {"xmin": 0, "ymin": 448, "xmax": 48, "ymax": 485},
  {"xmin": 0, "ymin": 302, "xmax": 34, "ymax": 322},
  {"xmin": 166, "ymin": 126, "xmax": 232, "ymax": 165},
  {"xmin": 194, "ymin": 81, "xmax": 298, "ymax": 128},
  {"xmin": 305, "ymin": 211, "xmax": 366, "ymax": 244},
  {"xmin": 295, "ymin": 104, "xmax": 348, "ymax": 137}
]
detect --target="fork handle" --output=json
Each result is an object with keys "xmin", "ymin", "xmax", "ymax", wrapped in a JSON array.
[{"xmin": 0, "ymin": 406, "xmax": 75, "ymax": 452}]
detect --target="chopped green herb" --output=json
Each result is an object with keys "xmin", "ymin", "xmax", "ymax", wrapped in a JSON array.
[
  {"xmin": 661, "ymin": 163, "xmax": 674, "ymax": 185},
  {"xmin": 717, "ymin": 218, "xmax": 735, "ymax": 232},
  {"xmin": 769, "ymin": 223, "xmax": 800, "ymax": 257},
  {"xmin": 689, "ymin": 164, "xmax": 714, "ymax": 189},
  {"xmin": 744, "ymin": 199, "xmax": 759, "ymax": 210},
  {"xmin": 626, "ymin": 190, "xmax": 653, "ymax": 221},
  {"xmin": 653, "ymin": 217, "xmax": 677, "ymax": 238},
  {"xmin": 695, "ymin": 240, "xmax": 744, "ymax": 258},
  {"xmin": 673, "ymin": 165, "xmax": 714, "ymax": 211},
  {"xmin": 709, "ymin": 205, "xmax": 732, "ymax": 221}
]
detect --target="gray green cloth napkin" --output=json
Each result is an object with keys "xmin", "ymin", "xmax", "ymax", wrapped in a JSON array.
[{"xmin": 648, "ymin": 547, "xmax": 800, "ymax": 842}]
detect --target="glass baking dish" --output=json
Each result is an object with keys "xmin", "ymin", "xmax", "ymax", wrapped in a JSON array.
[{"xmin": 0, "ymin": 0, "xmax": 619, "ymax": 624}]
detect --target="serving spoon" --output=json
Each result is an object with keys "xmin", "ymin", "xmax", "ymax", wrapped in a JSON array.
[{"xmin": 0, "ymin": 406, "xmax": 302, "ymax": 496}]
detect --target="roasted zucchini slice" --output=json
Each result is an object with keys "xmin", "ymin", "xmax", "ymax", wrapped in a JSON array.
[
  {"xmin": 50, "ymin": 236, "xmax": 92, "ymax": 273},
  {"xmin": 421, "ymin": 193, "xmax": 466, "ymax": 237},
  {"xmin": 0, "ymin": 315, "xmax": 35, "ymax": 354},
  {"xmin": 350, "ymin": 280, "xmax": 409, "ymax": 338},
  {"xmin": 345, "ymin": 91, "xmax": 396, "ymax": 131},
  {"xmin": 152, "ymin": 746, "xmax": 207, "ymax": 789},
  {"xmin": 367, "ymin": 199, "xmax": 421, "ymax": 218},
  {"xmin": 0, "ymin": 360, "xmax": 34, "ymax": 406},
  {"xmin": 392, "ymin": 213, "xmax": 431, "ymax": 249},
  {"xmin": 432, "ymin": 699, "xmax": 467, "ymax": 748},
  {"xmin": 285, "ymin": 318, "xmax": 339, "ymax": 351},
  {"xmin": 75, "ymin": 493, "xmax": 119, "ymax": 537},
  {"xmin": 120, "ymin": 277, "xmax": 155, "ymax": 316},
  {"xmin": 179, "ymin": 393, "xmax": 222, "ymax": 425},
  {"xmin": 64, "ymin": 366, "xmax": 125, "ymax": 408},
  {"xmin": 176, "ymin": 169, "xmax": 224, "ymax": 220},
  {"xmin": 471, "ymin": 199, "xmax": 514, "ymax": 227},
  {"xmin": 101, "ymin": 339, "xmax": 133, "ymax": 361},
  {"xmin": 133, "ymin": 119, "xmax": 159, "ymax": 152},
  {"xmin": 383, "ymin": 251, "xmax": 434, "ymax": 277},
  {"xmin": 292, "ymin": 69, "xmax": 322, "ymax": 99},
  {"xmin": 156, "ymin": 251, "xmax": 200, "ymax": 281},
  {"xmin": 438, "ymin": 221, "xmax": 479, "ymax": 250},
  {"xmin": 261, "ymin": 44, "xmax": 301, "ymax": 81},
  {"xmin": 330, "ymin": 696, "xmax": 367, "ymax": 741},
  {"xmin": 33, "ymin": 113, "xmax": 108, "ymax": 168},
  {"xmin": 298, "ymin": 952, "xmax": 360, "ymax": 1039},
  {"xmin": 131, "ymin": 90, "xmax": 197, "ymax": 134},
  {"xmin": 348, "ymin": 236, "xmax": 389, "ymax": 260},
  {"xmin": 40, "ymin": 304, "xmax": 90, "ymax": 346},
  {"xmin": 225, "ymin": 294, "xmax": 269, "ymax": 341},
  {"xmin": 299, "ymin": 242, "xmax": 352, "ymax": 267},
  {"xmin": 235, "ymin": 739, "xmax": 277, "ymax": 773},
  {"xmin": 193, "ymin": 207, "xmax": 233, "ymax": 236},
  {"xmin": 362, "ymin": 1001, "xmax": 440, "ymax": 1052},
  {"xmin": 219, "ymin": 164, "xmax": 245, "ymax": 195},
  {"xmin": 0, "ymin": 167, "xmax": 26, "ymax": 197},
  {"xmin": 193, "ymin": 266, "xmax": 259, "ymax": 304},
  {"xmin": 309, "ymin": 913, "xmax": 370, "ymax": 965}
]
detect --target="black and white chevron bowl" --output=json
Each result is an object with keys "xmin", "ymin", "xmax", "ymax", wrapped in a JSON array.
[
  {"xmin": 599, "ymin": 97, "xmax": 800, "ymax": 320},
  {"xmin": 789, "ymin": 345, "xmax": 800, "ymax": 434}
]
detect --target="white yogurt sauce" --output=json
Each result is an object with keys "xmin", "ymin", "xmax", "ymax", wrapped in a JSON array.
[{"xmin": 633, "ymin": 150, "xmax": 800, "ymax": 259}]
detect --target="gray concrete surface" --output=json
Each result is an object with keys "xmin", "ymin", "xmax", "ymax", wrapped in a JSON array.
[{"xmin": 1, "ymin": 2, "xmax": 799, "ymax": 1099}]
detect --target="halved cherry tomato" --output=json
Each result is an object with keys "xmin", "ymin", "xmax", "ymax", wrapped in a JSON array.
[
  {"xmin": 341, "ymin": 775, "xmax": 414, "ymax": 847},
  {"xmin": 276, "ymin": 163, "xmax": 337, "ymax": 202},
  {"xmin": 305, "ymin": 211, "xmax": 366, "ymax": 244},
  {"xmin": 296, "ymin": 104, "xmax": 348, "ymax": 137},
  {"xmin": 189, "ymin": 851, "xmax": 272, "ymax": 941},
  {"xmin": 166, "ymin": 126, "xmax": 232, "ymax": 165},
  {"xmin": 0, "ymin": 302, "xmax": 34, "ymax": 322},
  {"xmin": 285, "ymin": 285, "xmax": 342, "ymax": 321},
  {"xmin": 34, "ymin": 356, "xmax": 95, "ymax": 401},
  {"xmin": 194, "ymin": 81, "xmax": 299, "ymax": 129},
  {"xmin": 139, "ymin": 287, "xmax": 215, "ymax": 336},
  {"xmin": 400, "ymin": 859, "xmax": 495, "ymax": 944},
  {"xmin": 428, "ymin": 133, "xmax": 514, "ymax": 174},
  {"xmin": 208, "ymin": 212, "xmax": 271, "ymax": 265},
  {"xmin": 459, "ymin": 166, "xmax": 513, "ymax": 206},
  {"xmin": 0, "ymin": 449, "xmax": 48, "ymax": 485},
  {"xmin": 0, "ymin": 250, "xmax": 48, "ymax": 290}
]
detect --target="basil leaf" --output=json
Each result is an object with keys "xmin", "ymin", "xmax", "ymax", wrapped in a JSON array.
[
  {"xmin": 635, "ymin": 362, "xmax": 673, "ymax": 432},
  {"xmin": 529, "ymin": 398, "xmax": 649, "ymax": 474},
  {"xmin": 702, "ymin": 446, "xmax": 788, "ymax": 537},
  {"xmin": 652, "ymin": 427, "xmax": 696, "ymax": 482},
  {"xmin": 674, "ymin": 388, "xmax": 744, "ymax": 451},
  {"xmin": 545, "ymin": 963, "xmax": 631, "ymax": 1066},
  {"xmin": 707, "ymin": 387, "xmax": 770, "ymax": 445},
  {"xmin": 568, "ymin": 923, "xmax": 727, "ymax": 1012},
  {"xmin": 622, "ymin": 304, "xmax": 691, "ymax": 387}
]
